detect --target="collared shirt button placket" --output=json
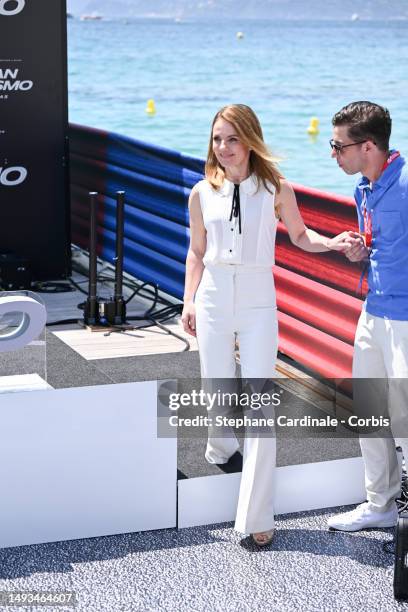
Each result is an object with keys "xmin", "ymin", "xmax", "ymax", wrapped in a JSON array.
[
  {"xmin": 228, "ymin": 209, "xmax": 237, "ymax": 315},
  {"xmin": 228, "ymin": 224, "xmax": 234, "ymax": 255},
  {"xmin": 225, "ymin": 195, "xmax": 235, "ymax": 257},
  {"xmin": 229, "ymin": 214, "xmax": 238, "ymax": 257}
]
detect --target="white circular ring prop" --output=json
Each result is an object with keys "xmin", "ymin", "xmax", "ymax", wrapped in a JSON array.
[
  {"xmin": 0, "ymin": 296, "xmax": 47, "ymax": 352},
  {"xmin": 0, "ymin": 0, "xmax": 25, "ymax": 16}
]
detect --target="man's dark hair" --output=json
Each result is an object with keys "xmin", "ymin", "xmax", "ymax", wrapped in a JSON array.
[{"xmin": 332, "ymin": 101, "xmax": 392, "ymax": 152}]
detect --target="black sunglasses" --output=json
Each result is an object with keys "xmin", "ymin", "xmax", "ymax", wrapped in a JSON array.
[{"xmin": 329, "ymin": 139, "xmax": 368, "ymax": 153}]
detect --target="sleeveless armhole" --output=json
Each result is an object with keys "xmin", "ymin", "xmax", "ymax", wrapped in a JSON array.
[
  {"xmin": 194, "ymin": 180, "xmax": 207, "ymax": 219},
  {"xmin": 264, "ymin": 181, "xmax": 279, "ymax": 220}
]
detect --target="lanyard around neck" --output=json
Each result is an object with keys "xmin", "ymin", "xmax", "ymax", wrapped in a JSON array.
[
  {"xmin": 361, "ymin": 150, "xmax": 400, "ymax": 247},
  {"xmin": 358, "ymin": 150, "xmax": 400, "ymax": 295},
  {"xmin": 381, "ymin": 150, "xmax": 400, "ymax": 172}
]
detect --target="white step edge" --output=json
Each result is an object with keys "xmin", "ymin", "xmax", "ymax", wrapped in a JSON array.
[{"xmin": 178, "ymin": 456, "xmax": 365, "ymax": 528}]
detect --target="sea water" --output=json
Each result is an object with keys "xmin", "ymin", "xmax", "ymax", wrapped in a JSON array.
[{"xmin": 68, "ymin": 18, "xmax": 408, "ymax": 195}]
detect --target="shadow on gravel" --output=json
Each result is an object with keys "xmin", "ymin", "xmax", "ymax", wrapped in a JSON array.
[
  {"xmin": 238, "ymin": 525, "xmax": 395, "ymax": 569},
  {"xmin": 0, "ymin": 507, "xmax": 395, "ymax": 579}
]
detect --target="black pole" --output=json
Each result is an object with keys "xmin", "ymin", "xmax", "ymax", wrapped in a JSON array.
[
  {"xmin": 114, "ymin": 190, "xmax": 126, "ymax": 324},
  {"xmin": 86, "ymin": 191, "xmax": 98, "ymax": 325},
  {"xmin": 114, "ymin": 191, "xmax": 124, "ymax": 304}
]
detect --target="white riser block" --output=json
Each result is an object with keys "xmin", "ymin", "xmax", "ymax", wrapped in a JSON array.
[
  {"xmin": 0, "ymin": 381, "xmax": 177, "ymax": 548},
  {"xmin": 178, "ymin": 457, "xmax": 365, "ymax": 528}
]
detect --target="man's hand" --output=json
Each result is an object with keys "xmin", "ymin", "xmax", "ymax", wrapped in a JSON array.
[{"xmin": 343, "ymin": 231, "xmax": 370, "ymax": 262}]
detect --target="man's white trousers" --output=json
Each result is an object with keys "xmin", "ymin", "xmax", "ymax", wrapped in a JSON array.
[{"xmin": 353, "ymin": 310, "xmax": 408, "ymax": 511}]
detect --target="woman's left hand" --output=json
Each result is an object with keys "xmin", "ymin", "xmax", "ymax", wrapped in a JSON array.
[{"xmin": 181, "ymin": 301, "xmax": 197, "ymax": 337}]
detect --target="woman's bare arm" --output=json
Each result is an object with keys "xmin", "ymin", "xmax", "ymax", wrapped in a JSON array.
[
  {"xmin": 278, "ymin": 180, "xmax": 356, "ymax": 252},
  {"xmin": 181, "ymin": 186, "xmax": 207, "ymax": 336}
]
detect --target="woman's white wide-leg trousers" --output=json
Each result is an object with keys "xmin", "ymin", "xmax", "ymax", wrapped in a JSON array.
[{"xmin": 195, "ymin": 264, "xmax": 278, "ymax": 534}]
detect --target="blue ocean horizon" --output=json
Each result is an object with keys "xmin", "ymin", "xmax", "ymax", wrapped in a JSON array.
[{"xmin": 68, "ymin": 18, "xmax": 408, "ymax": 195}]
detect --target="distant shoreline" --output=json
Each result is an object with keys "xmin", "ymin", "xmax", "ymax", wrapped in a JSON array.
[{"xmin": 68, "ymin": 15, "xmax": 408, "ymax": 23}]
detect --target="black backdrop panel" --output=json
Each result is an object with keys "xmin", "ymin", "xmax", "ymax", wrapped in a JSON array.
[{"xmin": 0, "ymin": 0, "xmax": 70, "ymax": 280}]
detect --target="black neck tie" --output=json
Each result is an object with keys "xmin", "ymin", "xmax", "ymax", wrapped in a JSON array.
[{"xmin": 229, "ymin": 183, "xmax": 242, "ymax": 234}]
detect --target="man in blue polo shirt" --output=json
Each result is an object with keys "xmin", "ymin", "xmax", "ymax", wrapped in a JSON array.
[{"xmin": 327, "ymin": 101, "xmax": 408, "ymax": 531}]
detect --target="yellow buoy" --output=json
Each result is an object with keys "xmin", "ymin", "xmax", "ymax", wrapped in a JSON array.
[
  {"xmin": 145, "ymin": 99, "xmax": 156, "ymax": 116},
  {"xmin": 236, "ymin": 31, "xmax": 244, "ymax": 39},
  {"xmin": 307, "ymin": 117, "xmax": 320, "ymax": 136}
]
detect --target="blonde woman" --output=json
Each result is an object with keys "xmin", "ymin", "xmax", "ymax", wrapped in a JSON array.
[{"xmin": 182, "ymin": 104, "xmax": 349, "ymax": 546}]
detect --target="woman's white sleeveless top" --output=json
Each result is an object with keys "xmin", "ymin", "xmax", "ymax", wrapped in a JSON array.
[{"xmin": 196, "ymin": 174, "xmax": 278, "ymax": 267}]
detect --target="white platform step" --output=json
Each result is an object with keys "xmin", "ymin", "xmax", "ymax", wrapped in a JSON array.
[
  {"xmin": 0, "ymin": 373, "xmax": 52, "ymax": 394},
  {"xmin": 178, "ymin": 456, "xmax": 365, "ymax": 528},
  {"xmin": 0, "ymin": 381, "xmax": 177, "ymax": 548}
]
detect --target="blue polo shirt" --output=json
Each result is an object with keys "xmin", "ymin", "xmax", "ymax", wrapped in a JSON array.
[{"xmin": 355, "ymin": 151, "xmax": 408, "ymax": 320}]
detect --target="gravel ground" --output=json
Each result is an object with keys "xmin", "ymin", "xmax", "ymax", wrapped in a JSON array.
[{"xmin": 0, "ymin": 505, "xmax": 407, "ymax": 612}]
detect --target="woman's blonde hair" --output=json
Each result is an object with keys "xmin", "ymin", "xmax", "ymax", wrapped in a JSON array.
[{"xmin": 205, "ymin": 104, "xmax": 284, "ymax": 194}]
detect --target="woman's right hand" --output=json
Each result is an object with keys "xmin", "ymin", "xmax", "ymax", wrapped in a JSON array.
[{"xmin": 181, "ymin": 301, "xmax": 197, "ymax": 337}]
